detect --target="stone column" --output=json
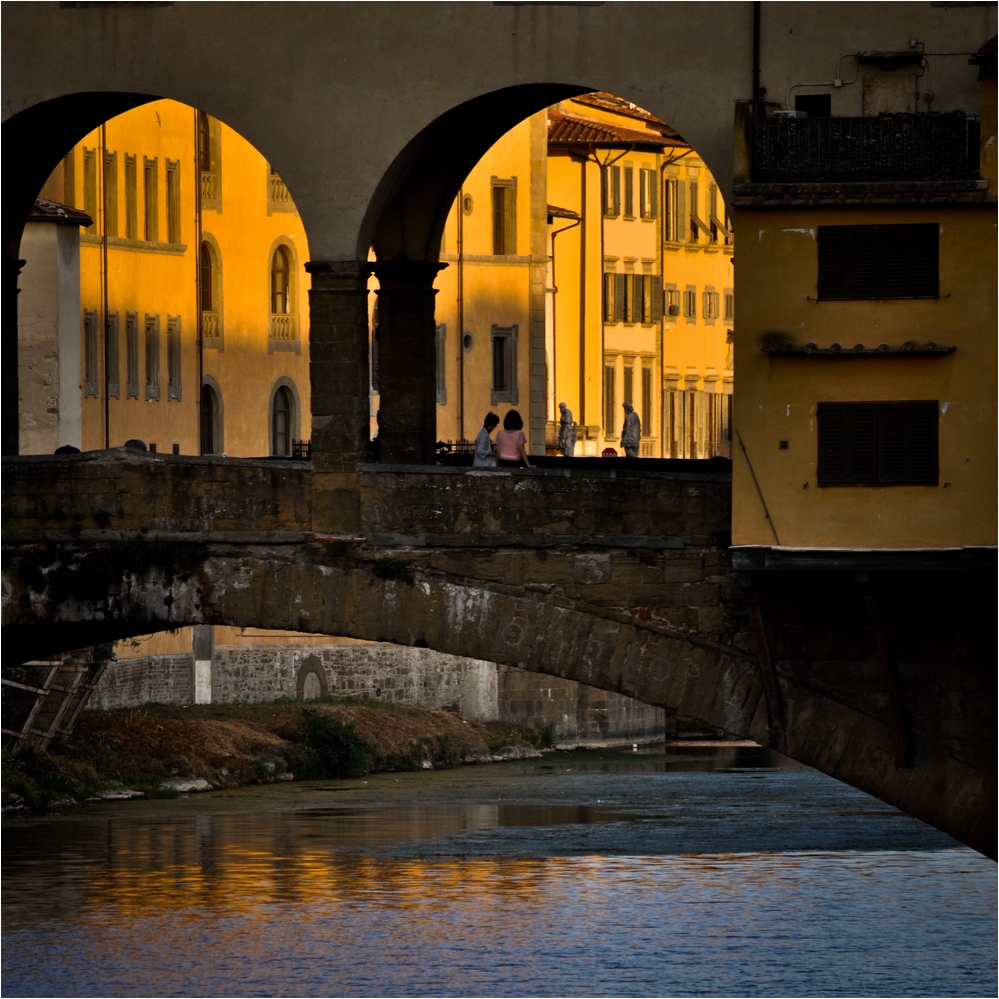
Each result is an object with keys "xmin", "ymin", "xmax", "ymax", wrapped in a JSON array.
[
  {"xmin": 3, "ymin": 259, "xmax": 25, "ymax": 455},
  {"xmin": 306, "ymin": 260, "xmax": 370, "ymax": 471},
  {"xmin": 191, "ymin": 624, "xmax": 214, "ymax": 705},
  {"xmin": 306, "ymin": 260, "xmax": 370, "ymax": 534},
  {"xmin": 371, "ymin": 259, "xmax": 446, "ymax": 465}
]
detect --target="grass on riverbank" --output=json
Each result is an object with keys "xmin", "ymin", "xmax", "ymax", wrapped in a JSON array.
[{"xmin": 2, "ymin": 699, "xmax": 556, "ymax": 814}]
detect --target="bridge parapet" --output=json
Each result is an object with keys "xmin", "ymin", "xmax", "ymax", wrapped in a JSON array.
[
  {"xmin": 3, "ymin": 451, "xmax": 313, "ymax": 540},
  {"xmin": 4, "ymin": 453, "xmax": 731, "ymax": 549},
  {"xmin": 348, "ymin": 464, "xmax": 731, "ymax": 548}
]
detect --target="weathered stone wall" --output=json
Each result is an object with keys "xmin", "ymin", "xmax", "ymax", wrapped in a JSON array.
[
  {"xmin": 349, "ymin": 465, "xmax": 731, "ymax": 545},
  {"xmin": 87, "ymin": 655, "xmax": 194, "ymax": 711},
  {"xmin": 3, "ymin": 451, "xmax": 313, "ymax": 537},
  {"xmin": 85, "ymin": 644, "xmax": 665, "ymax": 745}
]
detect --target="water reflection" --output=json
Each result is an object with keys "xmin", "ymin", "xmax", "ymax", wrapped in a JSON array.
[{"xmin": 3, "ymin": 748, "xmax": 996, "ymax": 998}]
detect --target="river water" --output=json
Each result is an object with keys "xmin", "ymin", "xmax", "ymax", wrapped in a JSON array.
[{"xmin": 2, "ymin": 745, "xmax": 995, "ymax": 998}]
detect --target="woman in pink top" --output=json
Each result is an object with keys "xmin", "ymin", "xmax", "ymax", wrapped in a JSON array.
[{"xmin": 494, "ymin": 410, "xmax": 532, "ymax": 468}]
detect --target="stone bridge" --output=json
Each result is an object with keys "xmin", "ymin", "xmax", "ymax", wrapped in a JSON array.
[{"xmin": 3, "ymin": 451, "xmax": 993, "ymax": 857}]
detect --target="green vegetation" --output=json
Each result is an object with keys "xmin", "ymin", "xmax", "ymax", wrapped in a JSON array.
[
  {"xmin": 2, "ymin": 699, "xmax": 558, "ymax": 816},
  {"xmin": 291, "ymin": 710, "xmax": 371, "ymax": 779}
]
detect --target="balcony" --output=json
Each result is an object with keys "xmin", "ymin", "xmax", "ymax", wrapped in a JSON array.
[
  {"xmin": 269, "ymin": 314, "xmax": 296, "ymax": 347},
  {"xmin": 201, "ymin": 310, "xmax": 220, "ymax": 341},
  {"xmin": 200, "ymin": 171, "xmax": 219, "ymax": 201},
  {"xmin": 733, "ymin": 106, "xmax": 987, "ymax": 203}
]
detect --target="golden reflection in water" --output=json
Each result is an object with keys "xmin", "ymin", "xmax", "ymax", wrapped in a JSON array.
[{"xmin": 67, "ymin": 810, "xmax": 568, "ymax": 920}]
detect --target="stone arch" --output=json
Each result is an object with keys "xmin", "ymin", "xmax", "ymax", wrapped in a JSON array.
[
  {"xmin": 296, "ymin": 654, "xmax": 329, "ymax": 701},
  {"xmin": 3, "ymin": 90, "xmax": 317, "ymax": 457}
]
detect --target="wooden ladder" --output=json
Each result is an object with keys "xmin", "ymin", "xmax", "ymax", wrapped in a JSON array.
[{"xmin": 1, "ymin": 653, "xmax": 108, "ymax": 752}]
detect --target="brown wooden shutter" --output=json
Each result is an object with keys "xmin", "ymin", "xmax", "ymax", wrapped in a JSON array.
[
  {"xmin": 908, "ymin": 224, "xmax": 939, "ymax": 298},
  {"xmin": 651, "ymin": 275, "xmax": 663, "ymax": 322},
  {"xmin": 846, "ymin": 227, "xmax": 878, "ymax": 299},
  {"xmin": 907, "ymin": 400, "xmax": 939, "ymax": 484},
  {"xmin": 817, "ymin": 403, "xmax": 848, "ymax": 483},
  {"xmin": 817, "ymin": 227, "xmax": 849, "ymax": 298},
  {"xmin": 878, "ymin": 402, "xmax": 908, "ymax": 482},
  {"xmin": 614, "ymin": 273, "xmax": 627, "ymax": 323},
  {"xmin": 846, "ymin": 403, "xmax": 878, "ymax": 482}
]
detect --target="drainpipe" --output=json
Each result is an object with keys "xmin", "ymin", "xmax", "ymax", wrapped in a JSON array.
[
  {"xmin": 550, "ymin": 215, "xmax": 580, "ymax": 423},
  {"xmin": 457, "ymin": 185, "xmax": 464, "ymax": 442},
  {"xmin": 101, "ymin": 122, "xmax": 110, "ymax": 449},
  {"xmin": 578, "ymin": 158, "xmax": 587, "ymax": 426},
  {"xmin": 195, "ymin": 109, "xmax": 204, "ymax": 454},
  {"xmin": 753, "ymin": 1, "xmax": 763, "ymax": 103}
]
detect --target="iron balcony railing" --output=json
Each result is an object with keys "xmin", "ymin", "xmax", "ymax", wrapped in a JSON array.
[{"xmin": 751, "ymin": 112, "xmax": 980, "ymax": 184}]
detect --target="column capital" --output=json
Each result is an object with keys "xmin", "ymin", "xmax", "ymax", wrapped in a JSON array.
[
  {"xmin": 370, "ymin": 258, "xmax": 447, "ymax": 291},
  {"xmin": 305, "ymin": 259, "xmax": 372, "ymax": 291}
]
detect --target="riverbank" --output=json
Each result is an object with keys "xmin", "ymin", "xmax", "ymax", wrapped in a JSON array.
[{"xmin": 1, "ymin": 699, "xmax": 562, "ymax": 815}]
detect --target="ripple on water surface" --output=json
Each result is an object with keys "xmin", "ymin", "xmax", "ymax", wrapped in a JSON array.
[{"xmin": 2, "ymin": 753, "xmax": 995, "ymax": 997}]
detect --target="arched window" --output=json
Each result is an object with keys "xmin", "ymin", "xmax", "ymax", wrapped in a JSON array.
[
  {"xmin": 271, "ymin": 245, "xmax": 291, "ymax": 315},
  {"xmin": 197, "ymin": 111, "xmax": 212, "ymax": 173},
  {"xmin": 268, "ymin": 244, "xmax": 297, "ymax": 350},
  {"xmin": 200, "ymin": 242, "xmax": 214, "ymax": 311},
  {"xmin": 271, "ymin": 385, "xmax": 293, "ymax": 456},
  {"xmin": 201, "ymin": 380, "xmax": 223, "ymax": 455},
  {"xmin": 200, "ymin": 239, "xmax": 221, "ymax": 343}
]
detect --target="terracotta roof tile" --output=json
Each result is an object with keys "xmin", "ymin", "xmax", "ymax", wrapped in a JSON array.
[
  {"xmin": 548, "ymin": 109, "xmax": 683, "ymax": 149},
  {"xmin": 547, "ymin": 204, "xmax": 581, "ymax": 219},
  {"xmin": 29, "ymin": 198, "xmax": 93, "ymax": 226}
]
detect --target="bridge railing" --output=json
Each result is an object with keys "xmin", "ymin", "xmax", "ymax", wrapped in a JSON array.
[{"xmin": 4, "ymin": 451, "xmax": 731, "ymax": 547}]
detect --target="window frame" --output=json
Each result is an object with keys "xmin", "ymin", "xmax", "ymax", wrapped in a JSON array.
[
  {"xmin": 817, "ymin": 400, "xmax": 939, "ymax": 486},
  {"xmin": 490, "ymin": 323, "xmax": 519, "ymax": 405},
  {"xmin": 144, "ymin": 313, "xmax": 160, "ymax": 401},
  {"xmin": 491, "ymin": 177, "xmax": 517, "ymax": 255},
  {"xmin": 83, "ymin": 309, "xmax": 99, "ymax": 397},
  {"xmin": 167, "ymin": 315, "xmax": 182, "ymax": 401},
  {"xmin": 817, "ymin": 223, "xmax": 939, "ymax": 300},
  {"xmin": 126, "ymin": 311, "xmax": 139, "ymax": 399},
  {"xmin": 105, "ymin": 311, "xmax": 120, "ymax": 399},
  {"xmin": 143, "ymin": 156, "xmax": 158, "ymax": 242}
]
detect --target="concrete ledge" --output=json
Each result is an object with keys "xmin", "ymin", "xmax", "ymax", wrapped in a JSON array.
[{"xmin": 730, "ymin": 545, "xmax": 998, "ymax": 572}]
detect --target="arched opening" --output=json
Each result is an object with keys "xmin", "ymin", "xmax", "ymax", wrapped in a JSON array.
[
  {"xmin": 356, "ymin": 84, "xmax": 734, "ymax": 465},
  {"xmin": 200, "ymin": 378, "xmax": 223, "ymax": 455},
  {"xmin": 269, "ymin": 378, "xmax": 299, "ymax": 456},
  {"xmin": 8, "ymin": 95, "xmax": 311, "ymax": 458}
]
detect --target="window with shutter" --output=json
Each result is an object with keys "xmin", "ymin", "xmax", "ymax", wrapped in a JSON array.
[
  {"xmin": 614, "ymin": 273, "xmax": 627, "ymax": 323},
  {"xmin": 603, "ymin": 363, "xmax": 616, "ymax": 435},
  {"xmin": 490, "ymin": 324, "xmax": 518, "ymax": 404},
  {"xmin": 818, "ymin": 224, "xmax": 938, "ymax": 299},
  {"xmin": 650, "ymin": 276, "xmax": 663, "ymax": 322},
  {"xmin": 623, "ymin": 166, "xmax": 634, "ymax": 217},
  {"xmin": 818, "ymin": 401, "xmax": 938, "ymax": 485},
  {"xmin": 603, "ymin": 273, "xmax": 615, "ymax": 323}
]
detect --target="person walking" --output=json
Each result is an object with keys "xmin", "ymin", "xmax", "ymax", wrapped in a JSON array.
[
  {"xmin": 473, "ymin": 412, "xmax": 500, "ymax": 467},
  {"xmin": 621, "ymin": 401, "xmax": 641, "ymax": 458},
  {"xmin": 495, "ymin": 410, "xmax": 533, "ymax": 468}
]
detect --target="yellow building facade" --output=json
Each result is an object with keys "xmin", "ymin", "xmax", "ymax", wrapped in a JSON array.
[
  {"xmin": 374, "ymin": 93, "xmax": 735, "ymax": 460},
  {"xmin": 730, "ymin": 50, "xmax": 996, "ymax": 552},
  {"xmin": 31, "ymin": 98, "xmax": 311, "ymax": 458},
  {"xmin": 546, "ymin": 94, "xmax": 734, "ymax": 457}
]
